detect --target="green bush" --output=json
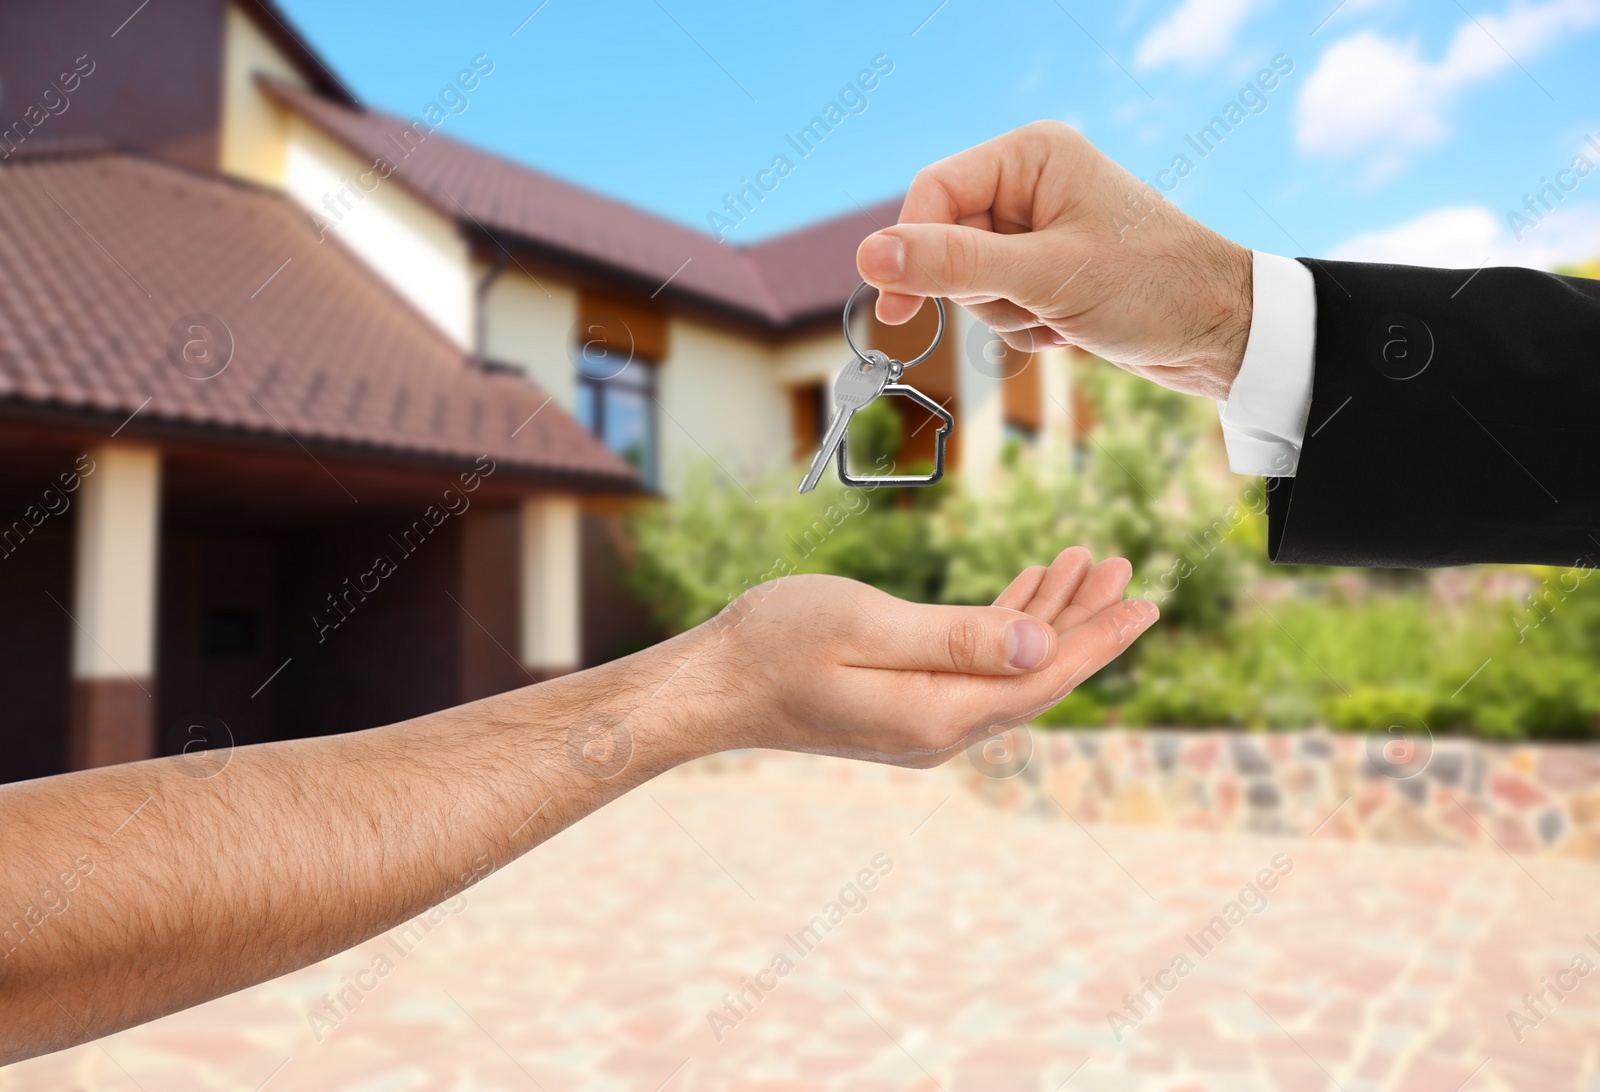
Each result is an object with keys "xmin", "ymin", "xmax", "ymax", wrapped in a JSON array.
[
  {"xmin": 938, "ymin": 366, "xmax": 1248, "ymax": 631},
  {"xmin": 1323, "ymin": 686, "xmax": 1436, "ymax": 732},
  {"xmin": 626, "ymin": 464, "xmax": 948, "ymax": 633}
]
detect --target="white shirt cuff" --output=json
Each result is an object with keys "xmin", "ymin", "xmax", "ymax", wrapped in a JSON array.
[{"xmin": 1215, "ymin": 251, "xmax": 1316, "ymax": 477}]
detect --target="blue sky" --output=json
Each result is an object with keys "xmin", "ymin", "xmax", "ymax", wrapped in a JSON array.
[{"xmin": 278, "ymin": 0, "xmax": 1600, "ymax": 268}]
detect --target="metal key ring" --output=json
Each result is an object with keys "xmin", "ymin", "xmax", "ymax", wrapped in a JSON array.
[{"xmin": 842, "ymin": 281, "xmax": 946, "ymax": 370}]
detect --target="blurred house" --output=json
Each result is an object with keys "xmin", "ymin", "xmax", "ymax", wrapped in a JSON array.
[{"xmin": 0, "ymin": 0, "xmax": 1073, "ymax": 783}]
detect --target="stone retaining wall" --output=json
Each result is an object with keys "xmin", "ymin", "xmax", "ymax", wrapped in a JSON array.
[{"xmin": 960, "ymin": 728, "xmax": 1600, "ymax": 860}]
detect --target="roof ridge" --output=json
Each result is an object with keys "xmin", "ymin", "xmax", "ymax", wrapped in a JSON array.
[
  {"xmin": 730, "ymin": 246, "xmax": 788, "ymax": 322},
  {"xmin": 0, "ymin": 140, "xmax": 323, "ymax": 207},
  {"xmin": 257, "ymin": 74, "xmax": 715, "ymax": 241},
  {"xmin": 744, "ymin": 195, "xmax": 904, "ymax": 253},
  {"xmin": 258, "ymin": 77, "xmax": 898, "ymax": 327},
  {"xmin": 0, "ymin": 137, "xmax": 120, "ymax": 163},
  {"xmin": 237, "ymin": 0, "xmax": 359, "ymax": 106},
  {"xmin": 262, "ymin": 74, "xmax": 874, "ymax": 253}
]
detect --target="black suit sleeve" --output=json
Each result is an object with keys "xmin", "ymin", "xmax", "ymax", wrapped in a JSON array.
[{"xmin": 1265, "ymin": 259, "xmax": 1600, "ymax": 569}]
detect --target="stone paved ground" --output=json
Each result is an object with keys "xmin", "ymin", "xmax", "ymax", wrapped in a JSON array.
[{"xmin": 7, "ymin": 752, "xmax": 1600, "ymax": 1092}]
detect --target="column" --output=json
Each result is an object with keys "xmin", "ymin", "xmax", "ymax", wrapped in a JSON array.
[
  {"xmin": 955, "ymin": 308, "xmax": 1004, "ymax": 491},
  {"xmin": 520, "ymin": 496, "xmax": 580, "ymax": 679},
  {"xmin": 1039, "ymin": 346, "xmax": 1074, "ymax": 482},
  {"xmin": 69, "ymin": 443, "xmax": 161, "ymax": 770}
]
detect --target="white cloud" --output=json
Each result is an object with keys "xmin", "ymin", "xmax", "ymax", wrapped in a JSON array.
[
  {"xmin": 1135, "ymin": 0, "xmax": 1260, "ymax": 70},
  {"xmin": 1296, "ymin": 0, "xmax": 1600, "ymax": 166},
  {"xmin": 1327, "ymin": 201, "xmax": 1600, "ymax": 269}
]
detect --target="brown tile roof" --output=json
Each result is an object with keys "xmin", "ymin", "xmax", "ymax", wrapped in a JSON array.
[
  {"xmin": 0, "ymin": 152, "xmax": 638, "ymax": 489},
  {"xmin": 261, "ymin": 79, "xmax": 901, "ymax": 327},
  {"xmin": 746, "ymin": 204, "xmax": 903, "ymax": 324}
]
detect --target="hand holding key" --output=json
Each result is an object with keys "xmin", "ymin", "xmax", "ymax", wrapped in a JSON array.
[
  {"xmin": 857, "ymin": 120, "xmax": 1253, "ymax": 401},
  {"xmin": 799, "ymin": 285, "xmax": 950, "ymax": 493}
]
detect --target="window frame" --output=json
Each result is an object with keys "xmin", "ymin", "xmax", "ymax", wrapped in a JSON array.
[{"xmin": 574, "ymin": 348, "xmax": 659, "ymax": 488}]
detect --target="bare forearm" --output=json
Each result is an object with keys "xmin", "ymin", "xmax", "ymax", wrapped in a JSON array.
[
  {"xmin": 0, "ymin": 555, "xmax": 1158, "ymax": 1063},
  {"xmin": 0, "ymin": 630, "xmax": 717, "ymax": 1062}
]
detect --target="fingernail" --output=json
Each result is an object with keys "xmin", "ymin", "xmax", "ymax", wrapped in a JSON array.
[
  {"xmin": 1005, "ymin": 619, "xmax": 1050, "ymax": 669},
  {"xmin": 859, "ymin": 233, "xmax": 906, "ymax": 281}
]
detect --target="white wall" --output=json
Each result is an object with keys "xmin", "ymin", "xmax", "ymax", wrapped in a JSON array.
[
  {"xmin": 281, "ymin": 114, "xmax": 475, "ymax": 349},
  {"xmin": 482, "ymin": 269, "xmax": 579, "ymax": 409},
  {"xmin": 953, "ymin": 307, "xmax": 1004, "ymax": 491},
  {"xmin": 773, "ymin": 329, "xmax": 852, "ymax": 387},
  {"xmin": 218, "ymin": 2, "xmax": 305, "ymax": 186},
  {"xmin": 656, "ymin": 319, "xmax": 787, "ymax": 494}
]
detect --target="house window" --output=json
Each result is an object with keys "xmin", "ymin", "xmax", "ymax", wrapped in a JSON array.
[{"xmin": 575, "ymin": 349, "xmax": 657, "ymax": 486}]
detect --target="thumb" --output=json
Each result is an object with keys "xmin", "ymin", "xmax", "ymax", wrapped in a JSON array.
[
  {"xmin": 857, "ymin": 223, "xmax": 1044, "ymax": 305},
  {"xmin": 867, "ymin": 603, "xmax": 1057, "ymax": 676}
]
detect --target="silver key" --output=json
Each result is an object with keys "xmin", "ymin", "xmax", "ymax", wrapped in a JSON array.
[{"xmin": 798, "ymin": 350, "xmax": 892, "ymax": 493}]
